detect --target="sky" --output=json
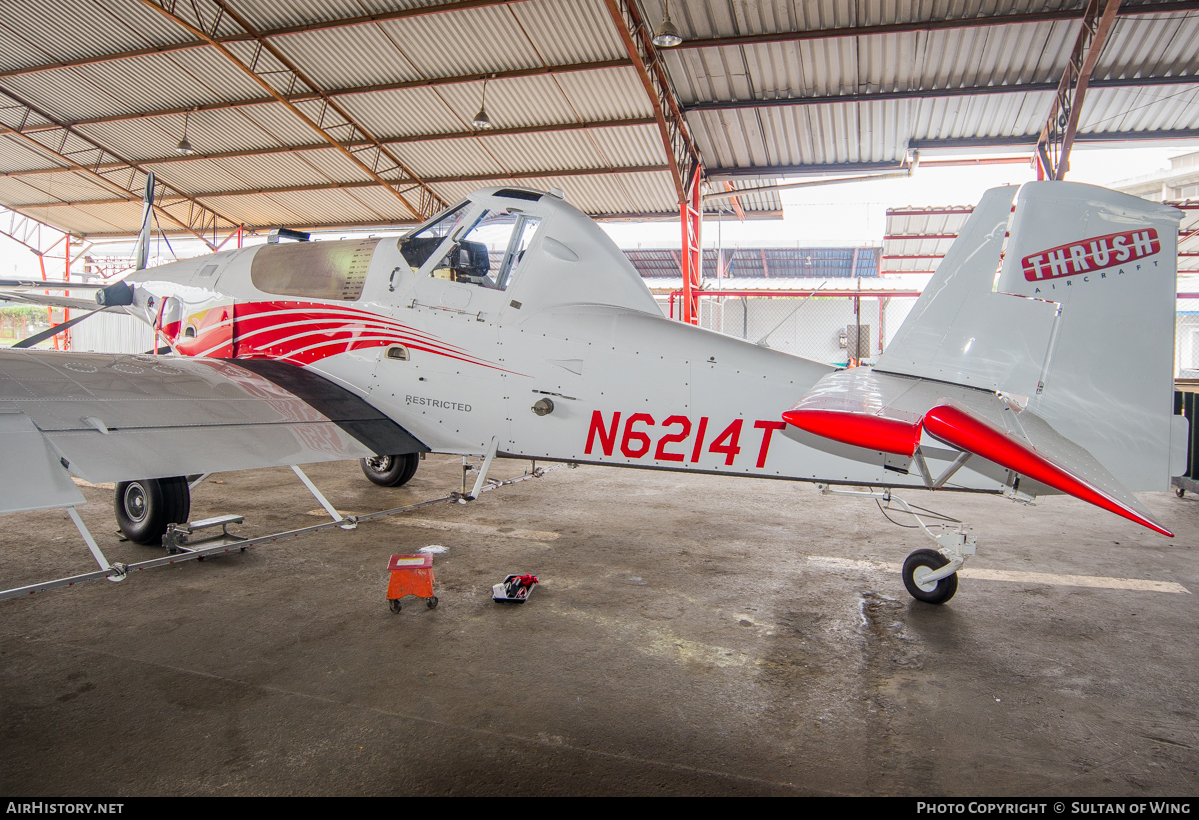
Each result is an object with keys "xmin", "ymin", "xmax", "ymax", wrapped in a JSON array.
[{"xmin": 1, "ymin": 144, "xmax": 1196, "ymax": 280}]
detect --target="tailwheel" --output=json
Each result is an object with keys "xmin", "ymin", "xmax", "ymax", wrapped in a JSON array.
[{"xmin": 902, "ymin": 548, "xmax": 959, "ymax": 605}]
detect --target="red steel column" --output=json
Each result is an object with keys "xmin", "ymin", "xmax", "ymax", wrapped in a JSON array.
[
  {"xmin": 62, "ymin": 235, "xmax": 70, "ymax": 351},
  {"xmin": 680, "ymin": 167, "xmax": 702, "ymax": 325}
]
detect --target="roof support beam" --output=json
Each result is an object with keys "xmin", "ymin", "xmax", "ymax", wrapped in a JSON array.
[
  {"xmin": 603, "ymin": 0, "xmax": 700, "ymax": 203},
  {"xmin": 0, "ymin": 206, "xmax": 67, "ymax": 257},
  {"xmin": 3, "ymin": 118, "xmax": 657, "ymax": 179},
  {"xmin": 9, "ymin": 165, "xmax": 672, "ymax": 208},
  {"xmin": 0, "ymin": 90, "xmax": 235, "ymax": 248},
  {"xmin": 0, "ymin": 0, "xmax": 527, "ymax": 80},
  {"xmin": 1036, "ymin": 0, "xmax": 1123, "ymax": 180},
  {"xmin": 911, "ymin": 130, "xmax": 1199, "ymax": 149},
  {"xmin": 683, "ymin": 73, "xmax": 1197, "ymax": 113},
  {"xmin": 13, "ymin": 60, "xmax": 632, "ymax": 135},
  {"xmin": 670, "ymin": 1, "xmax": 1198, "ymax": 51},
  {"xmin": 78, "ymin": 208, "xmax": 754, "ymax": 238},
  {"xmin": 136, "ymin": 0, "xmax": 446, "ymax": 220}
]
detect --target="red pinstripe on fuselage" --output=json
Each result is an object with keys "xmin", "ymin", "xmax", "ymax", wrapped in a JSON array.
[{"xmin": 168, "ymin": 300, "xmax": 520, "ymax": 373}]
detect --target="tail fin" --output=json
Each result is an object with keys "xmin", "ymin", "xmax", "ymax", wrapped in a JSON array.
[{"xmin": 876, "ymin": 181, "xmax": 1182, "ymax": 491}]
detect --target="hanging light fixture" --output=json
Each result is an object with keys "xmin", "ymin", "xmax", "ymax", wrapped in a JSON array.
[
  {"xmin": 175, "ymin": 110, "xmax": 196, "ymax": 155},
  {"xmin": 472, "ymin": 77, "xmax": 494, "ymax": 130},
  {"xmin": 653, "ymin": 0, "xmax": 683, "ymax": 48}
]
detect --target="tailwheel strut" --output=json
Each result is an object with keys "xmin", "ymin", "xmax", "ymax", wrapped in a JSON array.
[{"xmin": 816, "ymin": 484, "xmax": 976, "ymax": 605}]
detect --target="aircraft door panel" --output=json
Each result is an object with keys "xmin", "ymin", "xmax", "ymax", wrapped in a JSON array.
[{"xmin": 366, "ymin": 304, "xmax": 508, "ymax": 455}]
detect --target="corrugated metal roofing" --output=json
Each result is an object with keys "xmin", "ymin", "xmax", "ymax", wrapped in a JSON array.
[{"xmin": 0, "ymin": 0, "xmax": 1196, "ymax": 239}]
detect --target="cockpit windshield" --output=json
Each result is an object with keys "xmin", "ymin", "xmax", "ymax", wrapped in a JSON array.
[
  {"xmin": 399, "ymin": 203, "xmax": 470, "ymax": 271},
  {"xmin": 430, "ymin": 208, "xmax": 541, "ymax": 290}
]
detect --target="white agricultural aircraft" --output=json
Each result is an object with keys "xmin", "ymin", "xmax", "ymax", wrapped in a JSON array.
[{"xmin": 0, "ymin": 180, "xmax": 1186, "ymax": 604}]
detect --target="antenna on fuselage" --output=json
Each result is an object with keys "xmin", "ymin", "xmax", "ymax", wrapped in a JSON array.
[{"xmin": 133, "ymin": 172, "xmax": 154, "ymax": 271}]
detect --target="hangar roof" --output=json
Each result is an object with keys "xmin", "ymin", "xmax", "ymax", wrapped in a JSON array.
[{"xmin": 1, "ymin": 0, "xmax": 1197, "ymax": 243}]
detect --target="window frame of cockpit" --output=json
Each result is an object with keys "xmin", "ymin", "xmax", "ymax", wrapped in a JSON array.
[
  {"xmin": 398, "ymin": 201, "xmax": 471, "ymax": 273},
  {"xmin": 411, "ymin": 201, "xmax": 543, "ymax": 291}
]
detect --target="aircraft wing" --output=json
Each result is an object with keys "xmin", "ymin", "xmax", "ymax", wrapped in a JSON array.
[
  {"xmin": 0, "ymin": 350, "xmax": 426, "ymax": 515},
  {"xmin": 782, "ymin": 368, "xmax": 1171, "ymax": 536}
]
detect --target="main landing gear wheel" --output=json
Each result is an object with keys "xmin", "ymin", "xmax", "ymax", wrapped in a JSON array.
[
  {"xmin": 902, "ymin": 548, "xmax": 959, "ymax": 605},
  {"xmin": 114, "ymin": 477, "xmax": 191, "ymax": 546},
  {"xmin": 360, "ymin": 453, "xmax": 420, "ymax": 487}
]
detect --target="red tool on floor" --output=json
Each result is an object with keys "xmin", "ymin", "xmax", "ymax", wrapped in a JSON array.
[
  {"xmin": 492, "ymin": 574, "xmax": 538, "ymax": 602},
  {"xmin": 386, "ymin": 553, "xmax": 438, "ymax": 613}
]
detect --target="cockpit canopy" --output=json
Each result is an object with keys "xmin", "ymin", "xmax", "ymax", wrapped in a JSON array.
[{"xmin": 400, "ymin": 189, "xmax": 544, "ymax": 291}]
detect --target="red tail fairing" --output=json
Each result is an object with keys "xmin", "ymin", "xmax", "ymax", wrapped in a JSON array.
[
  {"xmin": 781, "ymin": 367, "xmax": 1173, "ymax": 537},
  {"xmin": 780, "ymin": 409, "xmax": 922, "ymax": 458},
  {"xmin": 921, "ymin": 404, "xmax": 1173, "ymax": 537}
]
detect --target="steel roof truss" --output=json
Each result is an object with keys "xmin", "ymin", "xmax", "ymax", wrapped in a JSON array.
[
  {"xmin": 1037, "ymin": 0, "xmax": 1124, "ymax": 180},
  {"xmin": 137, "ymin": 0, "xmax": 447, "ymax": 221},
  {"xmin": 603, "ymin": 0, "xmax": 700, "ymax": 203},
  {"xmin": 0, "ymin": 91, "xmax": 235, "ymax": 248},
  {"xmin": 0, "ymin": 206, "xmax": 67, "ymax": 257},
  {"xmin": 3, "ymin": 118, "xmax": 659, "ymax": 179}
]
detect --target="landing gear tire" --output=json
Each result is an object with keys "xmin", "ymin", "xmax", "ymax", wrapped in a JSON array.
[
  {"xmin": 114, "ymin": 477, "xmax": 191, "ymax": 546},
  {"xmin": 388, "ymin": 599, "xmax": 402, "ymax": 614},
  {"xmin": 902, "ymin": 548, "xmax": 959, "ymax": 605},
  {"xmin": 426, "ymin": 596, "xmax": 439, "ymax": 609},
  {"xmin": 360, "ymin": 453, "xmax": 420, "ymax": 487},
  {"xmin": 1177, "ymin": 487, "xmax": 1186, "ymax": 498}
]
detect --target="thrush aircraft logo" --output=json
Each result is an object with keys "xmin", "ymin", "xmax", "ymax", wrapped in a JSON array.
[{"xmin": 1022, "ymin": 228, "xmax": 1160, "ymax": 281}]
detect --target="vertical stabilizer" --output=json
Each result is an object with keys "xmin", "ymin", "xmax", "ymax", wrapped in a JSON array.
[
  {"xmin": 874, "ymin": 185, "xmax": 1058, "ymax": 397},
  {"xmin": 134, "ymin": 172, "xmax": 154, "ymax": 271},
  {"xmin": 877, "ymin": 181, "xmax": 1182, "ymax": 492},
  {"xmin": 994, "ymin": 182, "xmax": 1181, "ymax": 490}
]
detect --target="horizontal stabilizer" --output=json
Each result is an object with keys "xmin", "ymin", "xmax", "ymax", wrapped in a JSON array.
[
  {"xmin": 781, "ymin": 409, "xmax": 921, "ymax": 457},
  {"xmin": 782, "ymin": 368, "xmax": 1172, "ymax": 536},
  {"xmin": 780, "ymin": 369, "xmax": 922, "ymax": 456},
  {"xmin": 922, "ymin": 402, "xmax": 1172, "ymax": 537}
]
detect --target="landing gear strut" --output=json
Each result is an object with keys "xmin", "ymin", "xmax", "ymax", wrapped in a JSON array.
[{"xmin": 816, "ymin": 484, "xmax": 976, "ymax": 605}]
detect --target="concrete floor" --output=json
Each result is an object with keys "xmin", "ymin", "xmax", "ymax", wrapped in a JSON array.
[{"xmin": 1, "ymin": 455, "xmax": 1198, "ymax": 796}]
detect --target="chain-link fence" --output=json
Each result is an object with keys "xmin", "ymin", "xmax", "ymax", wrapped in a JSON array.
[{"xmin": 1177, "ymin": 298, "xmax": 1199, "ymax": 378}]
